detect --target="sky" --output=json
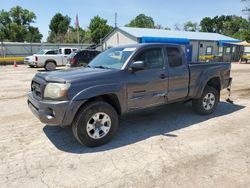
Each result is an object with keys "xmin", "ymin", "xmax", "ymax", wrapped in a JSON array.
[{"xmin": 0, "ymin": 0, "xmax": 248, "ymax": 41}]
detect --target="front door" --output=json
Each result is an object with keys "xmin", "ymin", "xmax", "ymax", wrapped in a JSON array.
[{"xmin": 126, "ymin": 47, "xmax": 168, "ymax": 110}]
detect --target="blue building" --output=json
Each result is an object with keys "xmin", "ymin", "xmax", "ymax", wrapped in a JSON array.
[{"xmin": 102, "ymin": 27, "xmax": 241, "ymax": 62}]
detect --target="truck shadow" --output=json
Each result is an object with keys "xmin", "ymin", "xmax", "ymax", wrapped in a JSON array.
[{"xmin": 43, "ymin": 101, "xmax": 245, "ymax": 153}]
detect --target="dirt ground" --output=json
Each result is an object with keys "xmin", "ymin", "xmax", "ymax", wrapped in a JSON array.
[{"xmin": 0, "ymin": 64, "xmax": 250, "ymax": 188}]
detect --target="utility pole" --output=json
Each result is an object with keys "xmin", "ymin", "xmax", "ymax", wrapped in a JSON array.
[{"xmin": 0, "ymin": 23, "xmax": 4, "ymax": 57}]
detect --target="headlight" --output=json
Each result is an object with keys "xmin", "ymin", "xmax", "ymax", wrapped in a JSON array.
[{"xmin": 44, "ymin": 83, "xmax": 71, "ymax": 99}]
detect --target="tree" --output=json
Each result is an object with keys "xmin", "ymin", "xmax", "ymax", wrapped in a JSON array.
[
  {"xmin": 48, "ymin": 13, "xmax": 71, "ymax": 42},
  {"xmin": 64, "ymin": 27, "xmax": 92, "ymax": 43},
  {"xmin": 0, "ymin": 6, "xmax": 42, "ymax": 42},
  {"xmin": 174, "ymin": 23, "xmax": 181, "ymax": 31},
  {"xmin": 223, "ymin": 16, "xmax": 250, "ymax": 40},
  {"xmin": 200, "ymin": 15, "xmax": 232, "ymax": 33},
  {"xmin": 25, "ymin": 26, "xmax": 43, "ymax": 42},
  {"xmin": 200, "ymin": 17, "xmax": 214, "ymax": 32},
  {"xmin": 88, "ymin": 16, "xmax": 112, "ymax": 44},
  {"xmin": 126, "ymin": 14, "xmax": 155, "ymax": 28},
  {"xmin": 154, "ymin": 24, "xmax": 171, "ymax": 30},
  {"xmin": 200, "ymin": 15, "xmax": 250, "ymax": 41},
  {"xmin": 183, "ymin": 21, "xmax": 199, "ymax": 31}
]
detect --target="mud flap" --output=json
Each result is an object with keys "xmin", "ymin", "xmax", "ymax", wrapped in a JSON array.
[{"xmin": 226, "ymin": 78, "xmax": 233, "ymax": 104}]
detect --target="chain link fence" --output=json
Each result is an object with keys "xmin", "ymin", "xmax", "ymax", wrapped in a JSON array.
[{"xmin": 0, "ymin": 42, "xmax": 92, "ymax": 57}]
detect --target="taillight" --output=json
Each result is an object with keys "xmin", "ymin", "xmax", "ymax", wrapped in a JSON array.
[
  {"xmin": 35, "ymin": 56, "xmax": 38, "ymax": 61},
  {"xmin": 70, "ymin": 58, "xmax": 76, "ymax": 64}
]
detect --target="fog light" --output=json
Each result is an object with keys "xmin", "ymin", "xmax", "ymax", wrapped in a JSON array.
[
  {"xmin": 46, "ymin": 115, "xmax": 54, "ymax": 120},
  {"xmin": 46, "ymin": 108, "xmax": 55, "ymax": 120}
]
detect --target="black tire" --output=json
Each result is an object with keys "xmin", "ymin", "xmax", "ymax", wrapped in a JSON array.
[
  {"xmin": 29, "ymin": 65, "xmax": 35, "ymax": 68},
  {"xmin": 192, "ymin": 86, "xmax": 219, "ymax": 115},
  {"xmin": 45, "ymin": 62, "xmax": 56, "ymax": 71},
  {"xmin": 72, "ymin": 101, "xmax": 119, "ymax": 147}
]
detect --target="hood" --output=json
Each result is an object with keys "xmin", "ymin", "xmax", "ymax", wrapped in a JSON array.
[{"xmin": 35, "ymin": 67, "xmax": 120, "ymax": 83}]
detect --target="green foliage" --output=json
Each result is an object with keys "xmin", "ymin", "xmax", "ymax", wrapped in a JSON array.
[
  {"xmin": 25, "ymin": 26, "xmax": 43, "ymax": 42},
  {"xmin": 89, "ymin": 16, "xmax": 112, "ymax": 44},
  {"xmin": 200, "ymin": 15, "xmax": 250, "ymax": 41},
  {"xmin": 64, "ymin": 27, "xmax": 92, "ymax": 43},
  {"xmin": 0, "ymin": 6, "xmax": 42, "ymax": 42},
  {"xmin": 154, "ymin": 24, "xmax": 171, "ymax": 30},
  {"xmin": 126, "ymin": 14, "xmax": 155, "ymax": 28},
  {"xmin": 200, "ymin": 17, "xmax": 214, "ymax": 32},
  {"xmin": 200, "ymin": 15, "xmax": 232, "ymax": 33},
  {"xmin": 183, "ymin": 21, "xmax": 199, "ymax": 31},
  {"xmin": 47, "ymin": 14, "xmax": 94, "ymax": 44},
  {"xmin": 48, "ymin": 13, "xmax": 71, "ymax": 42},
  {"xmin": 49, "ymin": 13, "xmax": 71, "ymax": 36}
]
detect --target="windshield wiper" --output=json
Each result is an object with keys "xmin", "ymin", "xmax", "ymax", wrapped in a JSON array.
[{"xmin": 92, "ymin": 65, "xmax": 110, "ymax": 69}]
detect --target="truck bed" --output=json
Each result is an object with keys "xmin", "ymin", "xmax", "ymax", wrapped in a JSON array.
[{"xmin": 188, "ymin": 62, "xmax": 231, "ymax": 98}]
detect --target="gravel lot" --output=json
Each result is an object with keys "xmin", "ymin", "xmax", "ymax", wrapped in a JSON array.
[{"xmin": 0, "ymin": 64, "xmax": 250, "ymax": 188}]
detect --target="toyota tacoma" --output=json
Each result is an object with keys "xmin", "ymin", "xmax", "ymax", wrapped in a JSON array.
[{"xmin": 27, "ymin": 43, "xmax": 232, "ymax": 147}]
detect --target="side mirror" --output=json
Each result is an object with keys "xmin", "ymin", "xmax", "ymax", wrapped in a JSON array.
[{"xmin": 129, "ymin": 61, "xmax": 145, "ymax": 72}]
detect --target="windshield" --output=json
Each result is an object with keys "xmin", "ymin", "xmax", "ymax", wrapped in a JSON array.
[
  {"xmin": 37, "ymin": 50, "xmax": 46, "ymax": 55},
  {"xmin": 68, "ymin": 51, "xmax": 78, "ymax": 58},
  {"xmin": 89, "ymin": 47, "xmax": 136, "ymax": 69}
]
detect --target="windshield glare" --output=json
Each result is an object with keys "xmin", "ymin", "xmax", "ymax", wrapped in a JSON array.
[{"xmin": 89, "ymin": 47, "xmax": 136, "ymax": 69}]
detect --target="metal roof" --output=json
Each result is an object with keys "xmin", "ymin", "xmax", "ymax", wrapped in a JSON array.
[{"xmin": 119, "ymin": 27, "xmax": 239, "ymax": 42}]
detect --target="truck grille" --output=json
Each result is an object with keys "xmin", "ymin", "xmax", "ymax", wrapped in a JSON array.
[{"xmin": 31, "ymin": 81, "xmax": 42, "ymax": 98}]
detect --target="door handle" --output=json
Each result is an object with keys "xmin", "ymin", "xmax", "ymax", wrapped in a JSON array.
[{"xmin": 160, "ymin": 74, "xmax": 166, "ymax": 79}]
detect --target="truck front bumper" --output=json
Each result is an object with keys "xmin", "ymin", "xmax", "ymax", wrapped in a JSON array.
[{"xmin": 27, "ymin": 91, "xmax": 70, "ymax": 126}]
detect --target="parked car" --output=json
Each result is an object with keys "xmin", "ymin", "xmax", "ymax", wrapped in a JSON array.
[
  {"xmin": 66, "ymin": 49, "xmax": 101, "ymax": 67},
  {"xmin": 24, "ymin": 49, "xmax": 58, "ymax": 68},
  {"xmin": 27, "ymin": 43, "xmax": 232, "ymax": 147},
  {"xmin": 28, "ymin": 47, "xmax": 77, "ymax": 71}
]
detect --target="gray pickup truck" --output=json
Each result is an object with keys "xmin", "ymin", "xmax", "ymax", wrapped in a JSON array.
[{"xmin": 27, "ymin": 43, "xmax": 232, "ymax": 147}]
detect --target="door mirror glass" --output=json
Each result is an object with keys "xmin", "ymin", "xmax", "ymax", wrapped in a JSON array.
[{"xmin": 129, "ymin": 61, "xmax": 145, "ymax": 72}]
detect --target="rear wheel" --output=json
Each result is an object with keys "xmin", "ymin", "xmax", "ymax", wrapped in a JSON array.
[
  {"xmin": 45, "ymin": 62, "xmax": 56, "ymax": 71},
  {"xmin": 192, "ymin": 86, "xmax": 219, "ymax": 115},
  {"xmin": 72, "ymin": 101, "xmax": 119, "ymax": 147}
]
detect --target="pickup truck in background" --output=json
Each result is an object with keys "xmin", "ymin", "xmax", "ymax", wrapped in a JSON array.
[
  {"xmin": 27, "ymin": 43, "xmax": 232, "ymax": 147},
  {"xmin": 26, "ymin": 47, "xmax": 77, "ymax": 71},
  {"xmin": 24, "ymin": 49, "xmax": 58, "ymax": 68}
]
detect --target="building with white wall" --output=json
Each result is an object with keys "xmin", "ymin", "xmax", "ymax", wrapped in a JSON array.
[{"xmin": 102, "ymin": 27, "xmax": 241, "ymax": 62}]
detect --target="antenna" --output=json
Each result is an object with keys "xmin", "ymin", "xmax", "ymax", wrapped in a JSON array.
[{"xmin": 115, "ymin": 12, "xmax": 117, "ymax": 28}]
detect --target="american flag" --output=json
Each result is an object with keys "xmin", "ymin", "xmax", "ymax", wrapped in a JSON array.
[{"xmin": 75, "ymin": 14, "xmax": 79, "ymax": 29}]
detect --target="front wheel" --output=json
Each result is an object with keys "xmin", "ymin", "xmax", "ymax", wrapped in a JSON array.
[
  {"xmin": 72, "ymin": 101, "xmax": 119, "ymax": 147},
  {"xmin": 192, "ymin": 86, "xmax": 219, "ymax": 115}
]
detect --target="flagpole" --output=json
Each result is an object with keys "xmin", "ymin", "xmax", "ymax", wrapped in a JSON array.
[{"xmin": 75, "ymin": 13, "xmax": 80, "ymax": 44}]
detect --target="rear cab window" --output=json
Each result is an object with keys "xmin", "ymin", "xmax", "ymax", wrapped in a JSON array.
[
  {"xmin": 166, "ymin": 47, "xmax": 183, "ymax": 67},
  {"xmin": 64, "ymin": 49, "xmax": 72, "ymax": 55}
]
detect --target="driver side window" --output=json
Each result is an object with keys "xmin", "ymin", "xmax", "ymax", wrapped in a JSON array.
[{"xmin": 133, "ymin": 48, "xmax": 164, "ymax": 69}]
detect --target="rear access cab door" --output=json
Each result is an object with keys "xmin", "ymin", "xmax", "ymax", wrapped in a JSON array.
[
  {"xmin": 125, "ymin": 46, "xmax": 168, "ymax": 110},
  {"xmin": 165, "ymin": 46, "xmax": 189, "ymax": 102}
]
